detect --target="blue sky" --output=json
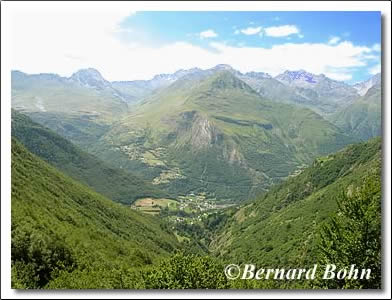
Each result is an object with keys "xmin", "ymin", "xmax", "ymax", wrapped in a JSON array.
[
  {"xmin": 115, "ymin": 11, "xmax": 381, "ymax": 83},
  {"xmin": 12, "ymin": 9, "xmax": 381, "ymax": 83},
  {"xmin": 118, "ymin": 11, "xmax": 380, "ymax": 50}
]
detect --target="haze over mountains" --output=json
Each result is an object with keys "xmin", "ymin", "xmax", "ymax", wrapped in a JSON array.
[
  {"xmin": 11, "ymin": 65, "xmax": 381, "ymax": 202},
  {"xmin": 12, "ymin": 65, "xmax": 381, "ymax": 111}
]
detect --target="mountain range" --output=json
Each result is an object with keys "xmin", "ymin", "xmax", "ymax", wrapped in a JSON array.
[
  {"xmin": 12, "ymin": 65, "xmax": 381, "ymax": 113},
  {"xmin": 11, "ymin": 65, "xmax": 381, "ymax": 202},
  {"xmin": 91, "ymin": 70, "xmax": 355, "ymax": 201},
  {"xmin": 10, "ymin": 62, "xmax": 382, "ymax": 289}
]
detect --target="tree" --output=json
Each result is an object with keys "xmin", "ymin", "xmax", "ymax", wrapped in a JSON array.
[
  {"xmin": 316, "ymin": 176, "xmax": 381, "ymax": 289},
  {"xmin": 143, "ymin": 252, "xmax": 230, "ymax": 289}
]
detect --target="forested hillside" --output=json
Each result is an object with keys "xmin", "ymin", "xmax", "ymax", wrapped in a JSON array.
[
  {"xmin": 212, "ymin": 138, "xmax": 381, "ymax": 273},
  {"xmin": 11, "ymin": 139, "xmax": 180, "ymax": 288},
  {"xmin": 11, "ymin": 110, "xmax": 169, "ymax": 204}
]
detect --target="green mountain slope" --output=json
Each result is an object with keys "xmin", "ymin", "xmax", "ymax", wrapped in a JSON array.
[
  {"xmin": 211, "ymin": 137, "xmax": 381, "ymax": 266},
  {"xmin": 91, "ymin": 71, "xmax": 355, "ymax": 202},
  {"xmin": 328, "ymin": 83, "xmax": 381, "ymax": 141},
  {"xmin": 11, "ymin": 70, "xmax": 128, "ymax": 120},
  {"xmin": 11, "ymin": 110, "xmax": 169, "ymax": 204},
  {"xmin": 11, "ymin": 70, "xmax": 129, "ymax": 148},
  {"xmin": 11, "ymin": 138, "xmax": 179, "ymax": 288}
]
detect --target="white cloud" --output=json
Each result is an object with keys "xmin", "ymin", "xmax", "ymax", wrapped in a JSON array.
[
  {"xmin": 199, "ymin": 29, "xmax": 218, "ymax": 39},
  {"xmin": 240, "ymin": 26, "xmax": 262, "ymax": 35},
  {"xmin": 369, "ymin": 64, "xmax": 381, "ymax": 75},
  {"xmin": 372, "ymin": 43, "xmax": 381, "ymax": 52},
  {"xmin": 234, "ymin": 29, "xmax": 240, "ymax": 35},
  {"xmin": 10, "ymin": 4, "xmax": 135, "ymax": 80},
  {"xmin": 324, "ymin": 72, "xmax": 352, "ymax": 81},
  {"xmin": 264, "ymin": 25, "xmax": 300, "ymax": 37},
  {"xmin": 328, "ymin": 36, "xmax": 341, "ymax": 45},
  {"xmin": 10, "ymin": 7, "xmax": 377, "ymax": 82}
]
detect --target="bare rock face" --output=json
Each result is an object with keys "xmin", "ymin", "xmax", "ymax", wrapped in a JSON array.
[
  {"xmin": 175, "ymin": 110, "xmax": 246, "ymax": 166},
  {"xmin": 189, "ymin": 115, "xmax": 219, "ymax": 149},
  {"xmin": 176, "ymin": 111, "xmax": 222, "ymax": 150}
]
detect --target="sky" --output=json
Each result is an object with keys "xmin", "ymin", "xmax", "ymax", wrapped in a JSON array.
[{"xmin": 10, "ymin": 7, "xmax": 381, "ymax": 84}]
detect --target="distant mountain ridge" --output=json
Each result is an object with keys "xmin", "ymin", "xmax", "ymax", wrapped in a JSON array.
[
  {"xmin": 275, "ymin": 69, "xmax": 319, "ymax": 85},
  {"xmin": 13, "ymin": 65, "xmax": 379, "ymax": 113},
  {"xmin": 328, "ymin": 76, "xmax": 381, "ymax": 141},
  {"xmin": 13, "ymin": 65, "xmax": 378, "ymax": 94},
  {"xmin": 353, "ymin": 73, "xmax": 381, "ymax": 96}
]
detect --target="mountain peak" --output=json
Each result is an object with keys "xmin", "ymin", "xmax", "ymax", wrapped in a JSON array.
[
  {"xmin": 278, "ymin": 70, "xmax": 318, "ymax": 83},
  {"xmin": 72, "ymin": 68, "xmax": 103, "ymax": 77},
  {"xmin": 70, "ymin": 68, "xmax": 110, "ymax": 89},
  {"xmin": 244, "ymin": 71, "xmax": 272, "ymax": 79},
  {"xmin": 353, "ymin": 73, "xmax": 381, "ymax": 96},
  {"xmin": 202, "ymin": 70, "xmax": 255, "ymax": 93},
  {"xmin": 212, "ymin": 64, "xmax": 235, "ymax": 71},
  {"xmin": 210, "ymin": 64, "xmax": 243, "ymax": 78}
]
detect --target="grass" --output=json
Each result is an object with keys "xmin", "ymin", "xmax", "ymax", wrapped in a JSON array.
[{"xmin": 133, "ymin": 198, "xmax": 180, "ymax": 214}]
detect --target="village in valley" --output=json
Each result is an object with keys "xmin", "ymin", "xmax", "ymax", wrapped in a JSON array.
[{"xmin": 131, "ymin": 192, "xmax": 234, "ymax": 223}]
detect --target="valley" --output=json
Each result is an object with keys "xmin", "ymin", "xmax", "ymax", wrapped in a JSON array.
[
  {"xmin": 10, "ymin": 64, "xmax": 382, "ymax": 289},
  {"xmin": 12, "ymin": 66, "xmax": 381, "ymax": 204}
]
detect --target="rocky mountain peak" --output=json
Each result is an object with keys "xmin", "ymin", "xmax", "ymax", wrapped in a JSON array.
[
  {"xmin": 70, "ymin": 68, "xmax": 110, "ymax": 90},
  {"xmin": 353, "ymin": 73, "xmax": 381, "ymax": 96},
  {"xmin": 276, "ymin": 70, "xmax": 318, "ymax": 84},
  {"xmin": 244, "ymin": 71, "xmax": 272, "ymax": 79}
]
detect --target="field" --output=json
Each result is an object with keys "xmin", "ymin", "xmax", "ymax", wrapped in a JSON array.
[{"xmin": 132, "ymin": 198, "xmax": 179, "ymax": 215}]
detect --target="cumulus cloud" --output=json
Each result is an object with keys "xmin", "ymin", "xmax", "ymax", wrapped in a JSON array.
[
  {"xmin": 264, "ymin": 25, "xmax": 300, "ymax": 37},
  {"xmin": 199, "ymin": 29, "xmax": 218, "ymax": 39},
  {"xmin": 328, "ymin": 36, "xmax": 341, "ymax": 45},
  {"xmin": 240, "ymin": 26, "xmax": 262, "ymax": 35}
]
